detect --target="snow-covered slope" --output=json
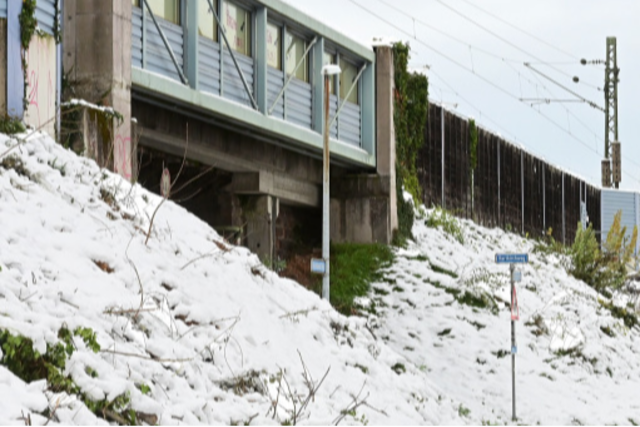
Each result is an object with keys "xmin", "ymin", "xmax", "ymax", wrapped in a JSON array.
[
  {"xmin": 368, "ymin": 208, "xmax": 640, "ymax": 425},
  {"xmin": 0, "ymin": 133, "xmax": 459, "ymax": 425},
  {"xmin": 1, "ymin": 132, "xmax": 639, "ymax": 425}
]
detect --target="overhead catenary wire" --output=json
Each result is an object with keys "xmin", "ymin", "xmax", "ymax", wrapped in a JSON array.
[
  {"xmin": 433, "ymin": 0, "xmax": 602, "ymax": 92},
  {"xmin": 345, "ymin": 0, "xmax": 601, "ymax": 156},
  {"xmin": 371, "ymin": 0, "xmax": 526, "ymax": 64},
  {"xmin": 457, "ymin": 0, "xmax": 578, "ymax": 60},
  {"xmin": 346, "ymin": 0, "xmax": 640, "ymax": 186}
]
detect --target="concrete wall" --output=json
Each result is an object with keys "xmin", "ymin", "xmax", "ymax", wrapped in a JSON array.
[
  {"xmin": 133, "ymin": 98, "xmax": 325, "ymax": 207},
  {"xmin": 330, "ymin": 175, "xmax": 395, "ymax": 244},
  {"xmin": 24, "ymin": 34, "xmax": 57, "ymax": 136},
  {"xmin": 0, "ymin": 19, "xmax": 6, "ymax": 115},
  {"xmin": 63, "ymin": 0, "xmax": 133, "ymax": 180}
]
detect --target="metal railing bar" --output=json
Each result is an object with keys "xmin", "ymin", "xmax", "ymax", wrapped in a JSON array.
[
  {"xmin": 142, "ymin": 0, "xmax": 188, "ymax": 85},
  {"xmin": 206, "ymin": 0, "xmax": 258, "ymax": 110},
  {"xmin": 268, "ymin": 36, "xmax": 318, "ymax": 115},
  {"xmin": 329, "ymin": 63, "xmax": 367, "ymax": 128}
]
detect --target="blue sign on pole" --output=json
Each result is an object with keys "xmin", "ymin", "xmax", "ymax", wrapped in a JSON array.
[
  {"xmin": 495, "ymin": 253, "xmax": 529, "ymax": 264},
  {"xmin": 310, "ymin": 258, "xmax": 327, "ymax": 274}
]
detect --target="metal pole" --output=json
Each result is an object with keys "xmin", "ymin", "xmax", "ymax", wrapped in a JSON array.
[
  {"xmin": 322, "ymin": 74, "xmax": 331, "ymax": 301},
  {"xmin": 521, "ymin": 151, "xmax": 524, "ymax": 235},
  {"xmin": 562, "ymin": 172, "xmax": 566, "ymax": 245},
  {"xmin": 497, "ymin": 144, "xmax": 501, "ymax": 226},
  {"xmin": 441, "ymin": 106, "xmax": 445, "ymax": 209},
  {"xmin": 542, "ymin": 163, "xmax": 546, "ymax": 232},
  {"xmin": 510, "ymin": 263, "xmax": 516, "ymax": 422}
]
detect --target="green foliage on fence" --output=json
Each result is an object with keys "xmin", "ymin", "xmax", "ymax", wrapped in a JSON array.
[
  {"xmin": 469, "ymin": 119, "xmax": 478, "ymax": 171},
  {"xmin": 392, "ymin": 42, "xmax": 428, "ymax": 244}
]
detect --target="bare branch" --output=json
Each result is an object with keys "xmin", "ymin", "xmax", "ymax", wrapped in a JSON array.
[{"xmin": 100, "ymin": 348, "xmax": 192, "ymax": 363}]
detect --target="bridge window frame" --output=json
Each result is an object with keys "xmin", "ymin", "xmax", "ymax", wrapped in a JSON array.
[
  {"xmin": 339, "ymin": 56, "xmax": 360, "ymax": 106},
  {"xmin": 132, "ymin": 0, "xmax": 181, "ymax": 25},
  {"xmin": 221, "ymin": 0, "xmax": 252, "ymax": 57},
  {"xmin": 198, "ymin": 0, "xmax": 219, "ymax": 42},
  {"xmin": 266, "ymin": 21, "xmax": 282, "ymax": 70},
  {"xmin": 284, "ymin": 29, "xmax": 309, "ymax": 83}
]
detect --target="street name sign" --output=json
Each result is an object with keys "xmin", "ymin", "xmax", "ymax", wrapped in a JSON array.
[
  {"xmin": 310, "ymin": 258, "xmax": 327, "ymax": 274},
  {"xmin": 495, "ymin": 253, "xmax": 529, "ymax": 264}
]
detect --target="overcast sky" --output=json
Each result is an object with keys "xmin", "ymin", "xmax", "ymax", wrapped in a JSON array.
[{"xmin": 288, "ymin": 0, "xmax": 640, "ymax": 191}]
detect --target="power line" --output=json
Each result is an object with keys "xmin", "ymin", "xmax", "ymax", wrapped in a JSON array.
[
  {"xmin": 457, "ymin": 0, "xmax": 578, "ymax": 60},
  {"xmin": 345, "ymin": 0, "xmax": 640, "ymax": 185},
  {"xmin": 370, "ymin": 0, "xmax": 525, "ymax": 64},
  {"xmin": 524, "ymin": 63, "xmax": 604, "ymax": 111},
  {"xmin": 433, "ymin": 0, "xmax": 601, "ymax": 92}
]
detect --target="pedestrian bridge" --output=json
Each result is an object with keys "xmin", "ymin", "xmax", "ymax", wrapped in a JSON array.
[{"xmin": 130, "ymin": 0, "xmax": 376, "ymax": 168}]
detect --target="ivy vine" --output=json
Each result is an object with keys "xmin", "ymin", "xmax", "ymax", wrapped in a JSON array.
[
  {"xmin": 19, "ymin": 0, "xmax": 38, "ymax": 110},
  {"xmin": 469, "ymin": 119, "xmax": 478, "ymax": 171},
  {"xmin": 392, "ymin": 42, "xmax": 429, "ymax": 245}
]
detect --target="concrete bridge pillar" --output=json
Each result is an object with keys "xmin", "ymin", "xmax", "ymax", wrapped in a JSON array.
[
  {"xmin": 243, "ymin": 195, "xmax": 279, "ymax": 266},
  {"xmin": 63, "ymin": 0, "xmax": 134, "ymax": 181},
  {"xmin": 330, "ymin": 45, "xmax": 398, "ymax": 244}
]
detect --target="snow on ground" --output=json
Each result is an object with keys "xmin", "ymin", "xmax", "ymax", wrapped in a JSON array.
[
  {"xmin": 367, "ymin": 208, "xmax": 640, "ymax": 425},
  {"xmin": 1, "ymin": 131, "xmax": 639, "ymax": 425},
  {"xmin": 0, "ymin": 132, "xmax": 460, "ymax": 425}
]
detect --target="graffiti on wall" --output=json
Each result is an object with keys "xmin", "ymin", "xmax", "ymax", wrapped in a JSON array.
[
  {"xmin": 24, "ymin": 34, "xmax": 56, "ymax": 137},
  {"xmin": 114, "ymin": 131, "xmax": 132, "ymax": 180}
]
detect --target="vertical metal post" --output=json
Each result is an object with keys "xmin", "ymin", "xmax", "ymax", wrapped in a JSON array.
[
  {"xmin": 256, "ymin": 7, "xmax": 268, "ymax": 114},
  {"xmin": 542, "ymin": 163, "xmax": 546, "ymax": 232},
  {"xmin": 497, "ymin": 143, "xmax": 501, "ymax": 226},
  {"xmin": 521, "ymin": 151, "xmax": 524, "ymax": 235},
  {"xmin": 562, "ymin": 172, "xmax": 566, "ymax": 245},
  {"xmin": 322, "ymin": 74, "xmax": 331, "ymax": 301},
  {"xmin": 510, "ymin": 263, "xmax": 517, "ymax": 422},
  {"xmin": 185, "ymin": 0, "xmax": 198, "ymax": 89},
  {"xmin": 441, "ymin": 106, "xmax": 445, "ymax": 209}
]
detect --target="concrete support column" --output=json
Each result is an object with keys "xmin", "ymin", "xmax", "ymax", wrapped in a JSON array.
[
  {"xmin": 245, "ymin": 195, "xmax": 279, "ymax": 265},
  {"xmin": 63, "ymin": 0, "xmax": 133, "ymax": 181},
  {"xmin": 374, "ymin": 45, "xmax": 397, "ymax": 233},
  {"xmin": 0, "ymin": 18, "xmax": 6, "ymax": 115}
]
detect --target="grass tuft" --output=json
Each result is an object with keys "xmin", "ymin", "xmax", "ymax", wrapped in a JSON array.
[{"xmin": 312, "ymin": 243, "xmax": 394, "ymax": 316}]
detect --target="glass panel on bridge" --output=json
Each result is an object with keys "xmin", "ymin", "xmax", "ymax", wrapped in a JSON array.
[
  {"xmin": 285, "ymin": 32, "xmax": 308, "ymax": 82},
  {"xmin": 339, "ymin": 57, "xmax": 359, "ymax": 105},
  {"xmin": 222, "ymin": 1, "xmax": 251, "ymax": 56},
  {"xmin": 198, "ymin": 0, "xmax": 218, "ymax": 42},
  {"xmin": 133, "ymin": 0, "xmax": 181, "ymax": 25},
  {"xmin": 267, "ymin": 22, "xmax": 282, "ymax": 70}
]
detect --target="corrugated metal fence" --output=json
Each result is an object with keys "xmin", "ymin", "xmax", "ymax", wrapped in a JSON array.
[
  {"xmin": 601, "ymin": 190, "xmax": 640, "ymax": 250},
  {"xmin": 418, "ymin": 103, "xmax": 601, "ymax": 244}
]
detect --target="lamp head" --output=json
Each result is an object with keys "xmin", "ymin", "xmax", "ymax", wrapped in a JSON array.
[{"xmin": 322, "ymin": 64, "xmax": 342, "ymax": 76}]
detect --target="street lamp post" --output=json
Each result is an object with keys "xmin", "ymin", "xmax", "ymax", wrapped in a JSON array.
[{"xmin": 321, "ymin": 64, "xmax": 341, "ymax": 301}]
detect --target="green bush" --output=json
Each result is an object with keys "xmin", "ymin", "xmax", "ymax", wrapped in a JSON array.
[
  {"xmin": 425, "ymin": 207, "xmax": 464, "ymax": 244},
  {"xmin": 1, "ymin": 327, "xmax": 139, "ymax": 424},
  {"xmin": 315, "ymin": 243, "xmax": 394, "ymax": 315},
  {"xmin": 0, "ymin": 114, "xmax": 26, "ymax": 135},
  {"xmin": 568, "ymin": 212, "xmax": 637, "ymax": 292},
  {"xmin": 391, "ymin": 42, "xmax": 429, "ymax": 246}
]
